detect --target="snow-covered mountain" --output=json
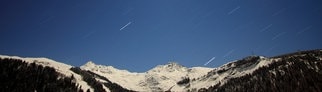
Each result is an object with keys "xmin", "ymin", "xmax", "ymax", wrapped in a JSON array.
[
  {"xmin": 80, "ymin": 61, "xmax": 212, "ymax": 91},
  {"xmin": 0, "ymin": 55, "xmax": 94, "ymax": 92},
  {"xmin": 0, "ymin": 49, "xmax": 322, "ymax": 92}
]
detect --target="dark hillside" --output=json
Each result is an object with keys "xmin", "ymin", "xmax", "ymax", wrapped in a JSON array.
[
  {"xmin": 0, "ymin": 58, "xmax": 83, "ymax": 92},
  {"xmin": 199, "ymin": 50, "xmax": 322, "ymax": 92}
]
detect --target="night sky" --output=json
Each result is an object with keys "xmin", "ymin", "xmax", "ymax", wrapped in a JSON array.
[{"xmin": 1, "ymin": 0, "xmax": 322, "ymax": 72}]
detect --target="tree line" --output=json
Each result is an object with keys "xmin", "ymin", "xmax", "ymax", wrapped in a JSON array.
[
  {"xmin": 70, "ymin": 67, "xmax": 135, "ymax": 92},
  {"xmin": 198, "ymin": 50, "xmax": 322, "ymax": 92},
  {"xmin": 0, "ymin": 58, "xmax": 83, "ymax": 92}
]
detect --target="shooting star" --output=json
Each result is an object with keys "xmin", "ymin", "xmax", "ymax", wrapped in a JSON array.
[
  {"xmin": 204, "ymin": 57, "xmax": 216, "ymax": 66},
  {"xmin": 297, "ymin": 26, "xmax": 312, "ymax": 35},
  {"xmin": 40, "ymin": 16, "xmax": 55, "ymax": 25},
  {"xmin": 122, "ymin": 8, "xmax": 134, "ymax": 15},
  {"xmin": 272, "ymin": 32, "xmax": 286, "ymax": 40},
  {"xmin": 82, "ymin": 31, "xmax": 96, "ymax": 39},
  {"xmin": 120, "ymin": 22, "xmax": 132, "ymax": 31},
  {"xmin": 223, "ymin": 49, "xmax": 235, "ymax": 58},
  {"xmin": 272, "ymin": 8, "xmax": 287, "ymax": 16},
  {"xmin": 228, "ymin": 6, "xmax": 240, "ymax": 15},
  {"xmin": 260, "ymin": 24, "xmax": 273, "ymax": 32}
]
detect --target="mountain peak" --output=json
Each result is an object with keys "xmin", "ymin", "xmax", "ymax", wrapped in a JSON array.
[
  {"xmin": 85, "ymin": 61, "xmax": 95, "ymax": 65},
  {"xmin": 80, "ymin": 61, "xmax": 98, "ymax": 71},
  {"xmin": 148, "ymin": 62, "xmax": 188, "ymax": 73},
  {"xmin": 1, "ymin": 49, "xmax": 321, "ymax": 91},
  {"xmin": 83, "ymin": 61, "xmax": 95, "ymax": 66},
  {"xmin": 165, "ymin": 62, "xmax": 182, "ymax": 67}
]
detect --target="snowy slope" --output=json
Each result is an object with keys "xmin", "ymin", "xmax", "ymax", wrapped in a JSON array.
[
  {"xmin": 80, "ymin": 62, "xmax": 213, "ymax": 91},
  {"xmin": 79, "ymin": 58, "xmax": 278, "ymax": 91},
  {"xmin": 0, "ymin": 55, "xmax": 96, "ymax": 92},
  {"xmin": 0, "ymin": 55, "xmax": 283, "ymax": 91},
  {"xmin": 178, "ymin": 56, "xmax": 281, "ymax": 91},
  {"xmin": 81, "ymin": 61, "xmax": 146, "ymax": 91},
  {"xmin": 2, "ymin": 49, "xmax": 320, "ymax": 91},
  {"xmin": 79, "ymin": 57, "xmax": 277, "ymax": 91}
]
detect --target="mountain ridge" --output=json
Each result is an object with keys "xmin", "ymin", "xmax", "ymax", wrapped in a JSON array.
[
  {"xmin": 80, "ymin": 59, "xmax": 213, "ymax": 91},
  {"xmin": 0, "ymin": 49, "xmax": 321, "ymax": 92}
]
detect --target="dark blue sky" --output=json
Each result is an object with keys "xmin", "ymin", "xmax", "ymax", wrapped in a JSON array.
[{"xmin": 1, "ymin": 0, "xmax": 322, "ymax": 72}]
